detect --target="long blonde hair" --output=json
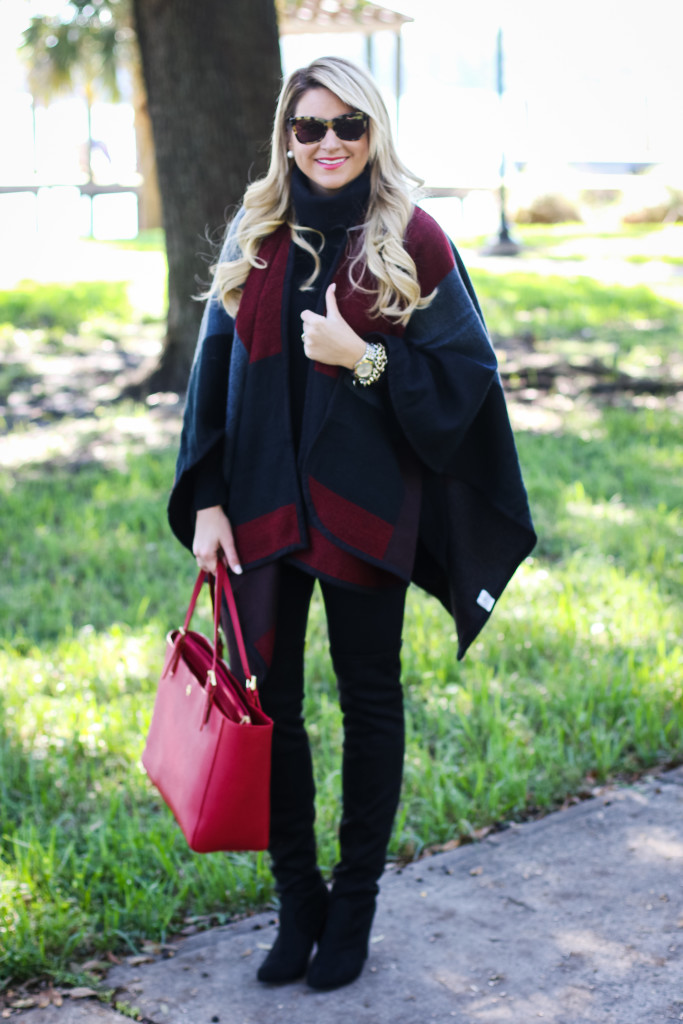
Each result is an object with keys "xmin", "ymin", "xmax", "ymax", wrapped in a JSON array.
[{"xmin": 213, "ymin": 56, "xmax": 435, "ymax": 325}]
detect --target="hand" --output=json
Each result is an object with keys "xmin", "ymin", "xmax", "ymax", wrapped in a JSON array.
[
  {"xmin": 192, "ymin": 505, "xmax": 242, "ymax": 575},
  {"xmin": 300, "ymin": 283, "xmax": 367, "ymax": 369}
]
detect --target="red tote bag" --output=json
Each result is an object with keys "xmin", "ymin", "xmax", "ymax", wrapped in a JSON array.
[{"xmin": 142, "ymin": 561, "xmax": 273, "ymax": 852}]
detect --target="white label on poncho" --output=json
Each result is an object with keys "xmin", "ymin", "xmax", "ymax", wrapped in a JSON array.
[{"xmin": 476, "ymin": 589, "xmax": 495, "ymax": 612}]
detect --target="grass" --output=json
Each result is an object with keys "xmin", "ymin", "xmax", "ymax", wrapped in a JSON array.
[
  {"xmin": 0, "ymin": 281, "xmax": 131, "ymax": 335},
  {"xmin": 626, "ymin": 254, "xmax": 683, "ymax": 266},
  {"xmin": 468, "ymin": 269, "xmax": 683, "ymax": 388},
  {"xmin": 459, "ymin": 221, "xmax": 683, "ymax": 250},
  {"xmin": 0, "ymin": 244, "xmax": 682, "ymax": 991},
  {"xmin": 469, "ymin": 270, "xmax": 683, "ymax": 358}
]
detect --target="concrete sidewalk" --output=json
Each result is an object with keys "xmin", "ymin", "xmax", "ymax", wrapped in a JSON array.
[{"xmin": 16, "ymin": 768, "xmax": 683, "ymax": 1024}]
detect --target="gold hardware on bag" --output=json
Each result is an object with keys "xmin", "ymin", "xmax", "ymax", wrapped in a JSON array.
[
  {"xmin": 247, "ymin": 675, "xmax": 257, "ymax": 691},
  {"xmin": 239, "ymin": 715, "xmax": 250, "ymax": 725},
  {"xmin": 165, "ymin": 628, "xmax": 188, "ymax": 676},
  {"xmin": 207, "ymin": 670, "xmax": 217, "ymax": 688},
  {"xmin": 185, "ymin": 684, "xmax": 192, "ymax": 696}
]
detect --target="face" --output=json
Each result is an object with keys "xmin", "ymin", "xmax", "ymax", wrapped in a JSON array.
[{"xmin": 289, "ymin": 87, "xmax": 370, "ymax": 196}]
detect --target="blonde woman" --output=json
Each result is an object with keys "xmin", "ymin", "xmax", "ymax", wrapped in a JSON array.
[{"xmin": 168, "ymin": 56, "xmax": 535, "ymax": 991}]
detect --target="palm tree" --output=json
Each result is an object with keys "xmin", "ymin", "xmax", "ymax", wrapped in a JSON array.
[{"xmin": 20, "ymin": 0, "xmax": 161, "ymax": 231}]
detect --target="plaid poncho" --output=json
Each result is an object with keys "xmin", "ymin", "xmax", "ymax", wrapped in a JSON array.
[{"xmin": 168, "ymin": 204, "xmax": 535, "ymax": 678}]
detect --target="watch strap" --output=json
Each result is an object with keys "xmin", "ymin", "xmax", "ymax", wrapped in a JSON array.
[{"xmin": 352, "ymin": 341, "xmax": 387, "ymax": 387}]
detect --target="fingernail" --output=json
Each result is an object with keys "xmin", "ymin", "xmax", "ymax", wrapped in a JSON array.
[{"xmin": 233, "ymin": 564, "xmax": 243, "ymax": 575}]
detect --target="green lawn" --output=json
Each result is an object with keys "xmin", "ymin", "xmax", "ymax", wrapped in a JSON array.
[
  {"xmin": 0, "ymin": 242, "xmax": 681, "ymax": 991},
  {"xmin": 460, "ymin": 220, "xmax": 683, "ymax": 254},
  {"xmin": 471, "ymin": 270, "xmax": 683, "ymax": 361}
]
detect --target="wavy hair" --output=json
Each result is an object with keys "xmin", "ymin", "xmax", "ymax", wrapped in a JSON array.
[{"xmin": 212, "ymin": 56, "xmax": 435, "ymax": 325}]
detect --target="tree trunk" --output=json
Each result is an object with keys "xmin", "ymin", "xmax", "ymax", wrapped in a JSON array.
[
  {"xmin": 130, "ymin": 57, "xmax": 162, "ymax": 231},
  {"xmin": 132, "ymin": 0, "xmax": 282, "ymax": 393}
]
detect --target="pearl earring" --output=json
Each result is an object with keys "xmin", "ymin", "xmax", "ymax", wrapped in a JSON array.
[{"xmin": 287, "ymin": 150, "xmax": 294, "ymax": 159}]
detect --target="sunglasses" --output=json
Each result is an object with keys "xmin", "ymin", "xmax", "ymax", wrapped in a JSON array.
[{"xmin": 287, "ymin": 111, "xmax": 369, "ymax": 145}]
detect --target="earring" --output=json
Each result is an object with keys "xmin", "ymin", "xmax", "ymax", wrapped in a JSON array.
[{"xmin": 287, "ymin": 150, "xmax": 294, "ymax": 159}]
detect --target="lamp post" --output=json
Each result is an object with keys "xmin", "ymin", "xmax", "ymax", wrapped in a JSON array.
[{"xmin": 483, "ymin": 26, "xmax": 521, "ymax": 256}]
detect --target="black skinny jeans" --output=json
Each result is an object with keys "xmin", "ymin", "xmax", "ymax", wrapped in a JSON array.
[{"xmin": 258, "ymin": 563, "xmax": 407, "ymax": 899}]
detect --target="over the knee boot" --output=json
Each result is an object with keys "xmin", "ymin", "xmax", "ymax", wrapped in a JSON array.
[
  {"xmin": 256, "ymin": 567, "xmax": 328, "ymax": 984},
  {"xmin": 257, "ymin": 873, "xmax": 329, "ymax": 984},
  {"xmin": 305, "ymin": 888, "xmax": 375, "ymax": 991},
  {"xmin": 307, "ymin": 637, "xmax": 405, "ymax": 991},
  {"xmin": 257, "ymin": 679, "xmax": 328, "ymax": 984}
]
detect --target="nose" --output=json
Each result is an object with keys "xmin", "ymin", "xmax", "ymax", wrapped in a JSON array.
[{"xmin": 319, "ymin": 126, "xmax": 341, "ymax": 149}]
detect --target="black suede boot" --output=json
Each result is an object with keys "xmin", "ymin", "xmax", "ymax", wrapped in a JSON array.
[
  {"xmin": 254, "ymin": 568, "xmax": 326, "ymax": 984},
  {"xmin": 257, "ymin": 875, "xmax": 329, "ymax": 984},
  {"xmin": 306, "ymin": 582, "xmax": 407, "ymax": 991},
  {"xmin": 306, "ymin": 890, "xmax": 376, "ymax": 990}
]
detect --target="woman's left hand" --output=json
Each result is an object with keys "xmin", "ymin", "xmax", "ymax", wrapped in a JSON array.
[{"xmin": 301, "ymin": 283, "xmax": 367, "ymax": 369}]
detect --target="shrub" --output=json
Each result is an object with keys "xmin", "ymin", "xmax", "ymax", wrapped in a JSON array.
[
  {"xmin": 622, "ymin": 187, "xmax": 683, "ymax": 224},
  {"xmin": 515, "ymin": 193, "xmax": 582, "ymax": 224}
]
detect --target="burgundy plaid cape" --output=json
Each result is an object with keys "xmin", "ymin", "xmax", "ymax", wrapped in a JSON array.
[{"xmin": 168, "ymin": 206, "xmax": 536, "ymax": 679}]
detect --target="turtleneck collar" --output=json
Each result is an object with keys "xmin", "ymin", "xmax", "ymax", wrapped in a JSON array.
[{"xmin": 290, "ymin": 163, "xmax": 371, "ymax": 233}]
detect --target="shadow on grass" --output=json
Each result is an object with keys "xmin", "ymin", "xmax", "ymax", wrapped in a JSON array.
[
  {"xmin": 516, "ymin": 405, "xmax": 681, "ymax": 597},
  {"xmin": 1, "ymin": 396, "xmax": 680, "ymax": 644},
  {"xmin": 1, "ymin": 445, "xmax": 192, "ymax": 646}
]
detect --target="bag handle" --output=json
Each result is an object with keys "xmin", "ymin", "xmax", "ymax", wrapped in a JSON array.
[
  {"xmin": 181, "ymin": 570, "xmax": 207, "ymax": 632},
  {"xmin": 180, "ymin": 563, "xmax": 256, "ymax": 693}
]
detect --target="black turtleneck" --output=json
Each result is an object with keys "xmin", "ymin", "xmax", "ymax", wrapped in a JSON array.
[
  {"xmin": 193, "ymin": 165, "xmax": 371, "ymax": 511},
  {"xmin": 287, "ymin": 164, "xmax": 371, "ymax": 450}
]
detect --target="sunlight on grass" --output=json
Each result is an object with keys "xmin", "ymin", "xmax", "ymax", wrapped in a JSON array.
[
  {"xmin": 0, "ymin": 401, "xmax": 180, "ymax": 472},
  {"xmin": 470, "ymin": 270, "xmax": 683, "ymax": 361},
  {"xmin": 459, "ymin": 222, "xmax": 683, "ymax": 258},
  {"xmin": 0, "ymin": 243, "xmax": 167, "ymax": 321}
]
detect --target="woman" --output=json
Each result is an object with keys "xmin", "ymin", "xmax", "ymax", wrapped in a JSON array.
[{"xmin": 168, "ymin": 56, "xmax": 535, "ymax": 991}]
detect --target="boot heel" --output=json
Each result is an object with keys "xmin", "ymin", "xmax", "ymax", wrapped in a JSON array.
[
  {"xmin": 306, "ymin": 892, "xmax": 376, "ymax": 990},
  {"xmin": 257, "ymin": 879, "xmax": 329, "ymax": 984}
]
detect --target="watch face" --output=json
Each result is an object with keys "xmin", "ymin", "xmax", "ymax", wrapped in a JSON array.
[{"xmin": 355, "ymin": 360, "xmax": 373, "ymax": 378}]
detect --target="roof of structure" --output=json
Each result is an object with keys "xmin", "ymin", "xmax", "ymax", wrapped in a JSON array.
[{"xmin": 279, "ymin": 1, "xmax": 412, "ymax": 35}]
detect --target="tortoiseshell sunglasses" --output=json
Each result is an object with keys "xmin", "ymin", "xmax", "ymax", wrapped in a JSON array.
[{"xmin": 287, "ymin": 111, "xmax": 369, "ymax": 145}]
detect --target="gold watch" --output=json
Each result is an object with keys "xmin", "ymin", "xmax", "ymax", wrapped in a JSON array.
[{"xmin": 352, "ymin": 341, "xmax": 387, "ymax": 387}]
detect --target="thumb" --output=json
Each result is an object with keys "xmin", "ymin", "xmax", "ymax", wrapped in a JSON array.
[{"xmin": 325, "ymin": 282, "xmax": 340, "ymax": 318}]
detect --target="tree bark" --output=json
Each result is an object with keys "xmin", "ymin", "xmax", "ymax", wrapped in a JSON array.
[
  {"xmin": 130, "ymin": 57, "xmax": 162, "ymax": 231},
  {"xmin": 132, "ymin": 0, "xmax": 282, "ymax": 393}
]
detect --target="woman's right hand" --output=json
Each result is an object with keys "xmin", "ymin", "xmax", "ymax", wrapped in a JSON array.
[{"xmin": 192, "ymin": 505, "xmax": 242, "ymax": 576}]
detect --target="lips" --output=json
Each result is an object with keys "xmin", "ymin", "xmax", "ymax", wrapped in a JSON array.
[{"xmin": 316, "ymin": 157, "xmax": 347, "ymax": 168}]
